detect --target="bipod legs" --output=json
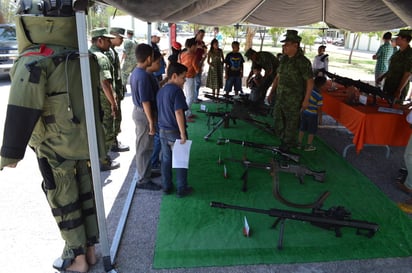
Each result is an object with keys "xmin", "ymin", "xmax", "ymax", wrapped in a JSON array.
[{"xmin": 272, "ymin": 217, "xmax": 286, "ymax": 250}]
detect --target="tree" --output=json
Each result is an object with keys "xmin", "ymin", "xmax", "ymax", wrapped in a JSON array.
[
  {"xmin": 348, "ymin": 32, "xmax": 360, "ymax": 64},
  {"xmin": 268, "ymin": 27, "xmax": 284, "ymax": 47},
  {"xmin": 219, "ymin": 25, "xmax": 237, "ymax": 48},
  {"xmin": 300, "ymin": 30, "xmax": 317, "ymax": 53},
  {"xmin": 0, "ymin": 0, "xmax": 17, "ymax": 24},
  {"xmin": 244, "ymin": 25, "xmax": 257, "ymax": 51}
]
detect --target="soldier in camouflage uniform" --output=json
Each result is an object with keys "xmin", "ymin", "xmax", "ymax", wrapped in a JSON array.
[
  {"xmin": 106, "ymin": 27, "xmax": 130, "ymax": 152},
  {"xmin": 245, "ymin": 48, "xmax": 279, "ymax": 103},
  {"xmin": 121, "ymin": 29, "xmax": 137, "ymax": 86},
  {"xmin": 268, "ymin": 30, "xmax": 314, "ymax": 152},
  {"xmin": 89, "ymin": 28, "xmax": 120, "ymax": 171},
  {"xmin": 0, "ymin": 1, "xmax": 106, "ymax": 272}
]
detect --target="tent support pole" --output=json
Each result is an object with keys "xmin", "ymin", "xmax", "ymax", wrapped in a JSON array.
[{"xmin": 75, "ymin": 11, "xmax": 117, "ymax": 273}]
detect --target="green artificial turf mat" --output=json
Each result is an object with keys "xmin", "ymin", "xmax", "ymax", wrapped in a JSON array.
[{"xmin": 153, "ymin": 102, "xmax": 412, "ymax": 268}]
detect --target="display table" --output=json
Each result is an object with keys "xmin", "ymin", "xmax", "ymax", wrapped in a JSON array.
[{"xmin": 321, "ymin": 83, "xmax": 412, "ymax": 157}]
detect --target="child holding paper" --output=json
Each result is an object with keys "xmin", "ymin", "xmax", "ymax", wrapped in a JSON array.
[{"xmin": 156, "ymin": 62, "xmax": 194, "ymax": 198}]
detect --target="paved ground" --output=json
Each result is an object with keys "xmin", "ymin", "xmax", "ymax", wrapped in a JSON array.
[{"xmin": 1, "ymin": 45, "xmax": 411, "ymax": 273}]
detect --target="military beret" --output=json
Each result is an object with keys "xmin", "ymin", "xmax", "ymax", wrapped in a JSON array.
[
  {"xmin": 91, "ymin": 28, "xmax": 115, "ymax": 39},
  {"xmin": 280, "ymin": 29, "xmax": 302, "ymax": 43},
  {"xmin": 110, "ymin": 27, "xmax": 127, "ymax": 38}
]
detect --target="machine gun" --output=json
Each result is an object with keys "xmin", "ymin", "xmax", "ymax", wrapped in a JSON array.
[
  {"xmin": 223, "ymin": 157, "xmax": 327, "ymax": 209},
  {"xmin": 210, "ymin": 201, "xmax": 379, "ymax": 250},
  {"xmin": 225, "ymin": 158, "xmax": 325, "ymax": 186},
  {"xmin": 217, "ymin": 138, "xmax": 300, "ymax": 163},
  {"xmin": 202, "ymin": 102, "xmax": 275, "ymax": 140},
  {"xmin": 204, "ymin": 93, "xmax": 235, "ymax": 105},
  {"xmin": 322, "ymin": 69, "xmax": 394, "ymax": 105}
]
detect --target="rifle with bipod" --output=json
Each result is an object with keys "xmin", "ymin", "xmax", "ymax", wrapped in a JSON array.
[{"xmin": 210, "ymin": 201, "xmax": 379, "ymax": 250}]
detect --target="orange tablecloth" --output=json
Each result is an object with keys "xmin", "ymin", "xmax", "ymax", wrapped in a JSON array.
[{"xmin": 322, "ymin": 85, "xmax": 412, "ymax": 153}]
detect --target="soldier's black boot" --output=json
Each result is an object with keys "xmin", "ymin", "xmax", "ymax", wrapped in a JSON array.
[
  {"xmin": 111, "ymin": 138, "xmax": 130, "ymax": 152},
  {"xmin": 100, "ymin": 156, "xmax": 120, "ymax": 171}
]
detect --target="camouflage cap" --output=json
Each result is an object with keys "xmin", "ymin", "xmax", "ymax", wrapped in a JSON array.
[
  {"xmin": 395, "ymin": 29, "xmax": 412, "ymax": 38},
  {"xmin": 110, "ymin": 27, "xmax": 127, "ymax": 38},
  {"xmin": 280, "ymin": 29, "xmax": 302, "ymax": 43},
  {"xmin": 91, "ymin": 28, "xmax": 115, "ymax": 39}
]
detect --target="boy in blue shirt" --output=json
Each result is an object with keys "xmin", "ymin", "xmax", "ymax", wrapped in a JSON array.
[
  {"xmin": 157, "ymin": 62, "xmax": 194, "ymax": 197},
  {"xmin": 298, "ymin": 76, "xmax": 326, "ymax": 151},
  {"xmin": 224, "ymin": 41, "xmax": 245, "ymax": 96},
  {"xmin": 130, "ymin": 43, "xmax": 162, "ymax": 191}
]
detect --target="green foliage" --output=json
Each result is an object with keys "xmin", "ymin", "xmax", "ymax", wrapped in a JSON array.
[
  {"xmin": 300, "ymin": 30, "xmax": 317, "ymax": 47},
  {"xmin": 220, "ymin": 25, "xmax": 237, "ymax": 40},
  {"xmin": 268, "ymin": 27, "xmax": 284, "ymax": 46},
  {"xmin": 0, "ymin": 0, "xmax": 17, "ymax": 24}
]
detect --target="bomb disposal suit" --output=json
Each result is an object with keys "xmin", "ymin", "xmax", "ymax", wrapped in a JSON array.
[{"xmin": 0, "ymin": 1, "xmax": 106, "ymax": 265}]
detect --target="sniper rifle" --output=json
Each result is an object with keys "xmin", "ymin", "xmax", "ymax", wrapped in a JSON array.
[{"xmin": 210, "ymin": 201, "xmax": 379, "ymax": 250}]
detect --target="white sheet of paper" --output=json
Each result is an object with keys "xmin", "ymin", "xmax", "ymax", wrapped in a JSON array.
[{"xmin": 172, "ymin": 140, "xmax": 192, "ymax": 169}]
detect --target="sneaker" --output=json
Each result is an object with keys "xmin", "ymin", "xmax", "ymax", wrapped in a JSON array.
[
  {"xmin": 136, "ymin": 181, "xmax": 162, "ymax": 191},
  {"xmin": 176, "ymin": 186, "xmax": 194, "ymax": 198},
  {"xmin": 304, "ymin": 145, "xmax": 317, "ymax": 152},
  {"xmin": 296, "ymin": 143, "xmax": 303, "ymax": 150},
  {"xmin": 100, "ymin": 159, "xmax": 120, "ymax": 171}
]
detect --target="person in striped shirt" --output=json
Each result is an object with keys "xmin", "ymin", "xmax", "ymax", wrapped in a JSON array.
[{"xmin": 297, "ymin": 76, "xmax": 326, "ymax": 151}]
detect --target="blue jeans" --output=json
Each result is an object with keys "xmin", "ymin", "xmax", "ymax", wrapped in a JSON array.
[
  {"xmin": 160, "ymin": 130, "xmax": 188, "ymax": 193},
  {"xmin": 150, "ymin": 126, "xmax": 161, "ymax": 168},
  {"xmin": 194, "ymin": 72, "xmax": 202, "ymax": 100}
]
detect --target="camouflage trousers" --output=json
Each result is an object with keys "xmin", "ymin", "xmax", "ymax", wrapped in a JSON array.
[
  {"xmin": 273, "ymin": 93, "xmax": 303, "ymax": 149},
  {"xmin": 36, "ymin": 144, "xmax": 99, "ymax": 259},
  {"xmin": 100, "ymin": 92, "xmax": 119, "ymax": 152}
]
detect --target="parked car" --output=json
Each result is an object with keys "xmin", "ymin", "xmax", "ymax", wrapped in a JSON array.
[
  {"xmin": 332, "ymin": 38, "xmax": 345, "ymax": 46},
  {"xmin": 0, "ymin": 24, "xmax": 18, "ymax": 77},
  {"xmin": 314, "ymin": 36, "xmax": 326, "ymax": 44}
]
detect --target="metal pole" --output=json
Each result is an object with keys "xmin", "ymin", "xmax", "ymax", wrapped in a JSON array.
[
  {"xmin": 147, "ymin": 22, "xmax": 152, "ymax": 44},
  {"xmin": 75, "ymin": 11, "xmax": 117, "ymax": 273}
]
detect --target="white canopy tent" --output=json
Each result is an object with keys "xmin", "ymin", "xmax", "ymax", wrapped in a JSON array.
[{"xmin": 101, "ymin": 0, "xmax": 412, "ymax": 32}]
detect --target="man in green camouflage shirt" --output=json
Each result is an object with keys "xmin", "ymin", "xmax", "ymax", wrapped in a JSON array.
[
  {"xmin": 245, "ymin": 48, "xmax": 279, "ymax": 103},
  {"xmin": 268, "ymin": 30, "xmax": 314, "ymax": 152},
  {"xmin": 89, "ymin": 28, "xmax": 120, "ymax": 171},
  {"xmin": 106, "ymin": 27, "xmax": 130, "ymax": 152},
  {"xmin": 121, "ymin": 29, "xmax": 137, "ymax": 86}
]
